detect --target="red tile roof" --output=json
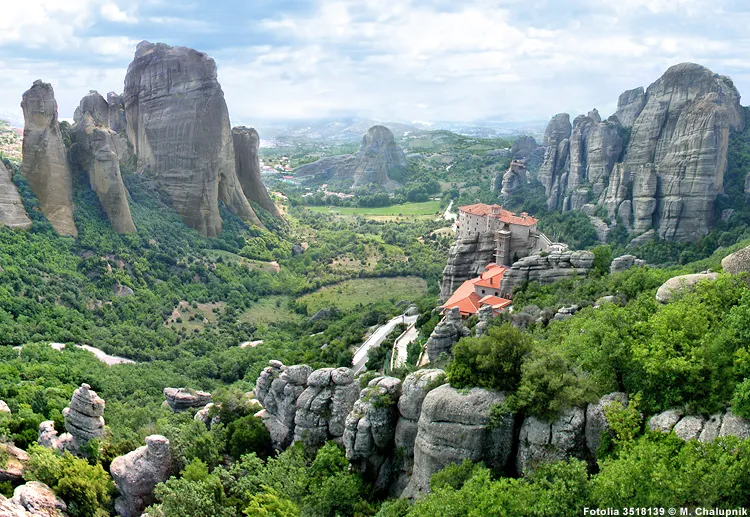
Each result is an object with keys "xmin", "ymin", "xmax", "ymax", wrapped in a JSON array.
[
  {"xmin": 442, "ymin": 264, "xmax": 510, "ymax": 316},
  {"xmin": 459, "ymin": 203, "xmax": 538, "ymax": 226}
]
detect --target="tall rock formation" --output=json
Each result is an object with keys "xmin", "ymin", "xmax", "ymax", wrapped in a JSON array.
[
  {"xmin": 232, "ymin": 126, "xmax": 282, "ymax": 218},
  {"xmin": 539, "ymin": 63, "xmax": 744, "ymax": 241},
  {"xmin": 294, "ymin": 125, "xmax": 406, "ymax": 189},
  {"xmin": 0, "ymin": 160, "xmax": 31, "ymax": 230},
  {"xmin": 72, "ymin": 91, "xmax": 136, "ymax": 233},
  {"xmin": 123, "ymin": 41, "xmax": 260, "ymax": 236},
  {"xmin": 111, "ymin": 435, "xmax": 171, "ymax": 517},
  {"xmin": 38, "ymin": 383, "xmax": 105, "ymax": 456},
  {"xmin": 352, "ymin": 125, "xmax": 406, "ymax": 189},
  {"xmin": 20, "ymin": 80, "xmax": 77, "ymax": 237},
  {"xmin": 439, "ymin": 231, "xmax": 497, "ymax": 300}
]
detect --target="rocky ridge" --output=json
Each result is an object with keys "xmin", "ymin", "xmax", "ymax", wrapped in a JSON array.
[
  {"xmin": 538, "ymin": 63, "xmax": 745, "ymax": 241},
  {"xmin": 499, "ymin": 250, "xmax": 595, "ymax": 296}
]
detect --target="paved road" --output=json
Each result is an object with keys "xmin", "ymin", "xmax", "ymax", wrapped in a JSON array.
[
  {"xmin": 352, "ymin": 314, "xmax": 419, "ymax": 374},
  {"xmin": 391, "ymin": 322, "xmax": 419, "ymax": 370}
]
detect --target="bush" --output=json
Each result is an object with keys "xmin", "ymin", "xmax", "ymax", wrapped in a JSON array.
[{"xmin": 447, "ymin": 323, "xmax": 532, "ymax": 391}]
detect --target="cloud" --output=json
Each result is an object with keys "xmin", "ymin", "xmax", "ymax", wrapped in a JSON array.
[
  {"xmin": 1, "ymin": 0, "xmax": 750, "ymax": 125},
  {"xmin": 100, "ymin": 2, "xmax": 138, "ymax": 23}
]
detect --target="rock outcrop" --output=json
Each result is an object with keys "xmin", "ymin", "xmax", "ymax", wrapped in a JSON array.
[
  {"xmin": 475, "ymin": 305, "xmax": 495, "ymax": 337},
  {"xmin": 0, "ymin": 482, "xmax": 67, "ymax": 517},
  {"xmin": 123, "ymin": 41, "xmax": 260, "ymax": 236},
  {"xmin": 20, "ymin": 80, "xmax": 77, "ymax": 237},
  {"xmin": 344, "ymin": 376, "xmax": 403, "ymax": 493},
  {"xmin": 163, "ymin": 387, "xmax": 211, "ymax": 412},
  {"xmin": 539, "ymin": 63, "xmax": 744, "ymax": 241},
  {"xmin": 649, "ymin": 409, "xmax": 750, "ymax": 441},
  {"xmin": 425, "ymin": 307, "xmax": 470, "ymax": 361},
  {"xmin": 110, "ymin": 435, "xmax": 171, "ymax": 517},
  {"xmin": 500, "ymin": 250, "xmax": 595, "ymax": 296},
  {"xmin": 655, "ymin": 271, "xmax": 719, "ymax": 303},
  {"xmin": 584, "ymin": 392, "xmax": 628, "ymax": 455},
  {"xmin": 610, "ymin": 254, "xmax": 645, "ymax": 274},
  {"xmin": 439, "ymin": 231, "xmax": 497, "ymax": 300},
  {"xmin": 38, "ymin": 383, "xmax": 105, "ymax": 455},
  {"xmin": 0, "ymin": 161, "xmax": 31, "ymax": 230},
  {"xmin": 392, "ymin": 369, "xmax": 446, "ymax": 496},
  {"xmin": 721, "ymin": 245, "xmax": 750, "ymax": 275},
  {"xmin": 510, "ymin": 136, "xmax": 538, "ymax": 160},
  {"xmin": 294, "ymin": 125, "xmax": 406, "ymax": 189},
  {"xmin": 254, "ymin": 362, "xmax": 360, "ymax": 450},
  {"xmin": 72, "ymin": 91, "xmax": 136, "ymax": 233},
  {"xmin": 0, "ymin": 443, "xmax": 28, "ymax": 483},
  {"xmin": 403, "ymin": 385, "xmax": 513, "ymax": 498},
  {"xmin": 232, "ymin": 127, "xmax": 281, "ymax": 218},
  {"xmin": 516, "ymin": 407, "xmax": 587, "ymax": 475}
]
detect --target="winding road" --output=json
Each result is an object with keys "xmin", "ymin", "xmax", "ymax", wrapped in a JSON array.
[{"xmin": 352, "ymin": 313, "xmax": 419, "ymax": 374}]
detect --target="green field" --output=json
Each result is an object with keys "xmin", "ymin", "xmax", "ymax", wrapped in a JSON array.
[
  {"xmin": 240, "ymin": 296, "xmax": 304, "ymax": 326},
  {"xmin": 297, "ymin": 276, "xmax": 428, "ymax": 313},
  {"xmin": 307, "ymin": 201, "xmax": 442, "ymax": 220}
]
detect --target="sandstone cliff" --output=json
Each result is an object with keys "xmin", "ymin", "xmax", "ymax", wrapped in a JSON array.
[
  {"xmin": 72, "ymin": 91, "xmax": 136, "ymax": 233},
  {"xmin": 20, "ymin": 80, "xmax": 77, "ymax": 237},
  {"xmin": 0, "ymin": 160, "xmax": 31, "ymax": 230},
  {"xmin": 439, "ymin": 231, "xmax": 496, "ymax": 300},
  {"xmin": 539, "ymin": 63, "xmax": 745, "ymax": 241},
  {"xmin": 232, "ymin": 126, "xmax": 282, "ymax": 218},
  {"xmin": 123, "ymin": 41, "xmax": 260, "ymax": 236}
]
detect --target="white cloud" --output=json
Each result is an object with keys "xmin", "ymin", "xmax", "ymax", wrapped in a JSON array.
[{"xmin": 100, "ymin": 2, "xmax": 138, "ymax": 23}]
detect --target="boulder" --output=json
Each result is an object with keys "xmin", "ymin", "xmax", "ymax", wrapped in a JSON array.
[
  {"xmin": 585, "ymin": 392, "xmax": 628, "ymax": 454},
  {"xmin": 425, "ymin": 307, "xmax": 470, "ymax": 361},
  {"xmin": 721, "ymin": 245, "xmax": 750, "ymax": 275},
  {"xmin": 516, "ymin": 407, "xmax": 587, "ymax": 475},
  {"xmin": 344, "ymin": 376, "xmax": 403, "ymax": 493},
  {"xmin": 123, "ymin": 41, "xmax": 261, "ymax": 236},
  {"xmin": 673, "ymin": 415, "xmax": 705, "ymax": 441},
  {"xmin": 39, "ymin": 383, "xmax": 106, "ymax": 455},
  {"xmin": 111, "ymin": 435, "xmax": 171, "ymax": 517},
  {"xmin": 403, "ymin": 385, "xmax": 513, "ymax": 498},
  {"xmin": 232, "ymin": 126, "xmax": 282, "ymax": 218},
  {"xmin": 72, "ymin": 91, "xmax": 136, "ymax": 233},
  {"xmin": 10, "ymin": 482, "xmax": 66, "ymax": 517},
  {"xmin": 0, "ymin": 400, "xmax": 10, "ymax": 414},
  {"xmin": 475, "ymin": 305, "xmax": 495, "ymax": 337},
  {"xmin": 20, "ymin": 80, "xmax": 76, "ymax": 236},
  {"xmin": 255, "ymin": 362, "xmax": 310, "ymax": 449},
  {"xmin": 163, "ymin": 387, "xmax": 211, "ymax": 412},
  {"xmin": 648, "ymin": 409, "xmax": 684, "ymax": 433},
  {"xmin": 648, "ymin": 410, "xmax": 750, "ymax": 442},
  {"xmin": 655, "ymin": 271, "xmax": 719, "ymax": 303}
]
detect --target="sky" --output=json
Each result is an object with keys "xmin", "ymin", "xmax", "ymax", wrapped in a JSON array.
[{"xmin": 1, "ymin": 0, "xmax": 750, "ymax": 127}]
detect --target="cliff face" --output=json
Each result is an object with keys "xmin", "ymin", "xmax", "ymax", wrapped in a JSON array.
[
  {"xmin": 73, "ymin": 91, "xmax": 136, "ymax": 234},
  {"xmin": 294, "ymin": 125, "xmax": 406, "ymax": 189},
  {"xmin": 352, "ymin": 125, "xmax": 406, "ymax": 189},
  {"xmin": 123, "ymin": 41, "xmax": 259, "ymax": 236},
  {"xmin": 0, "ymin": 161, "xmax": 31, "ymax": 230},
  {"xmin": 538, "ymin": 63, "xmax": 744, "ymax": 241},
  {"xmin": 232, "ymin": 126, "xmax": 282, "ymax": 218},
  {"xmin": 20, "ymin": 80, "xmax": 77, "ymax": 237},
  {"xmin": 439, "ymin": 231, "xmax": 497, "ymax": 300}
]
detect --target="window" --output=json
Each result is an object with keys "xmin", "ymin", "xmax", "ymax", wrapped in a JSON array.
[{"xmin": 481, "ymin": 289, "xmax": 485, "ymax": 294}]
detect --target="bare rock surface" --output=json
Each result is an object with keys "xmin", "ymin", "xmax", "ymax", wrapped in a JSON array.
[
  {"xmin": 39, "ymin": 383, "xmax": 105, "ymax": 455},
  {"xmin": 440, "ymin": 231, "xmax": 497, "ymax": 300},
  {"xmin": 232, "ymin": 126, "xmax": 281, "ymax": 217},
  {"xmin": 123, "ymin": 41, "xmax": 259, "ymax": 236},
  {"xmin": 614, "ymin": 87, "xmax": 647, "ymax": 128},
  {"xmin": 255, "ymin": 361, "xmax": 310, "ymax": 449},
  {"xmin": 0, "ymin": 160, "xmax": 31, "ymax": 230},
  {"xmin": 111, "ymin": 435, "xmax": 171, "ymax": 517},
  {"xmin": 425, "ymin": 307, "xmax": 470, "ymax": 361},
  {"xmin": 610, "ymin": 255, "xmax": 645, "ymax": 274},
  {"xmin": 648, "ymin": 410, "xmax": 750, "ymax": 442},
  {"xmin": 516, "ymin": 407, "xmax": 587, "ymax": 475},
  {"xmin": 655, "ymin": 271, "xmax": 719, "ymax": 303},
  {"xmin": 721, "ymin": 245, "xmax": 750, "ymax": 275},
  {"xmin": 20, "ymin": 80, "xmax": 77, "ymax": 236},
  {"xmin": 403, "ymin": 385, "xmax": 513, "ymax": 498},
  {"xmin": 500, "ymin": 250, "xmax": 595, "ymax": 296},
  {"xmin": 11, "ymin": 482, "xmax": 66, "ymax": 517},
  {"xmin": 585, "ymin": 392, "xmax": 628, "ymax": 454},
  {"xmin": 73, "ymin": 91, "xmax": 136, "ymax": 233},
  {"xmin": 0, "ymin": 443, "xmax": 29, "ymax": 483},
  {"xmin": 163, "ymin": 387, "xmax": 211, "ymax": 412}
]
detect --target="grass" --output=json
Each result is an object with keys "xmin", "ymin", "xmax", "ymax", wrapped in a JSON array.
[
  {"xmin": 297, "ymin": 276, "xmax": 428, "ymax": 313},
  {"xmin": 205, "ymin": 249, "xmax": 280, "ymax": 273},
  {"xmin": 307, "ymin": 201, "xmax": 442, "ymax": 220},
  {"xmin": 165, "ymin": 301, "xmax": 227, "ymax": 331},
  {"xmin": 239, "ymin": 296, "xmax": 304, "ymax": 326}
]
